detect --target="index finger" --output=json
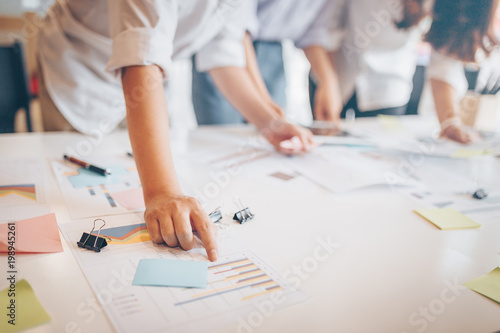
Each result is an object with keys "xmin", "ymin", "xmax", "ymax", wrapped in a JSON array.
[{"xmin": 190, "ymin": 208, "xmax": 219, "ymax": 261}]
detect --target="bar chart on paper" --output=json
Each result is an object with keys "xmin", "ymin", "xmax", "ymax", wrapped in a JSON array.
[
  {"xmin": 0, "ymin": 159, "xmax": 50, "ymax": 222},
  {"xmin": 53, "ymin": 155, "xmax": 195, "ymax": 219},
  {"xmin": 60, "ymin": 214, "xmax": 305, "ymax": 333},
  {"xmin": 52, "ymin": 156, "xmax": 144, "ymax": 219},
  {"xmin": 96, "ymin": 251, "xmax": 303, "ymax": 333},
  {"xmin": 94, "ymin": 223, "xmax": 151, "ymax": 245},
  {"xmin": 173, "ymin": 253, "xmax": 285, "ymax": 307}
]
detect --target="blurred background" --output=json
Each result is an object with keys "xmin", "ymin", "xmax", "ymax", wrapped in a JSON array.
[{"xmin": 0, "ymin": 0, "xmax": 499, "ymax": 133}]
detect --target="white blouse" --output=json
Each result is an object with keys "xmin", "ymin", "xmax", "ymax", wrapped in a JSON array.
[
  {"xmin": 38, "ymin": 0, "xmax": 250, "ymax": 134},
  {"xmin": 329, "ymin": 0, "xmax": 431, "ymax": 111}
]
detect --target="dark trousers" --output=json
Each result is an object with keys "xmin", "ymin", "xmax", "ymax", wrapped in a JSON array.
[{"xmin": 308, "ymin": 77, "xmax": 407, "ymax": 118}]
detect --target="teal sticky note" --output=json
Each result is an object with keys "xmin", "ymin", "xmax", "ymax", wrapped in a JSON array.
[
  {"xmin": 132, "ymin": 259, "xmax": 208, "ymax": 288},
  {"xmin": 67, "ymin": 166, "xmax": 128, "ymax": 188}
]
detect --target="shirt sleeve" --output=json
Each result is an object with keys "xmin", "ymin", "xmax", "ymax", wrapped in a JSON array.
[
  {"xmin": 195, "ymin": 1, "xmax": 251, "ymax": 72},
  {"xmin": 427, "ymin": 48, "xmax": 468, "ymax": 98},
  {"xmin": 105, "ymin": 0, "xmax": 177, "ymax": 78},
  {"xmin": 245, "ymin": 0, "xmax": 260, "ymax": 39},
  {"xmin": 296, "ymin": 0, "xmax": 347, "ymax": 51}
]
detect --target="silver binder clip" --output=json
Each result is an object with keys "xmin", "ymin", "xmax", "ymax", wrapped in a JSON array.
[{"xmin": 232, "ymin": 197, "xmax": 254, "ymax": 224}]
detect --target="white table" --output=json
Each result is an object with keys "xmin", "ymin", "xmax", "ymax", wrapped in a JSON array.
[{"xmin": 1, "ymin": 118, "xmax": 499, "ymax": 333}]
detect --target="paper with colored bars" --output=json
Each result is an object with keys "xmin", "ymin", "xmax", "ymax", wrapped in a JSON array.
[
  {"xmin": 0, "ymin": 159, "xmax": 50, "ymax": 223},
  {"xmin": 52, "ymin": 156, "xmax": 143, "ymax": 219},
  {"xmin": 94, "ymin": 223, "xmax": 150, "ymax": 245},
  {"xmin": 52, "ymin": 156, "xmax": 194, "ymax": 219},
  {"xmin": 59, "ymin": 213, "xmax": 306, "ymax": 333}
]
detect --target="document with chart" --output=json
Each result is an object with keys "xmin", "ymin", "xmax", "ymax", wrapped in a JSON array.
[
  {"xmin": 0, "ymin": 158, "xmax": 51, "ymax": 223},
  {"xmin": 59, "ymin": 213, "xmax": 306, "ymax": 333},
  {"xmin": 52, "ymin": 155, "xmax": 144, "ymax": 219}
]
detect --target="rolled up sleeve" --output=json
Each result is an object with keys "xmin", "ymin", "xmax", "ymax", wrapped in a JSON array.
[
  {"xmin": 195, "ymin": 1, "xmax": 251, "ymax": 72},
  {"xmin": 105, "ymin": 0, "xmax": 177, "ymax": 78},
  {"xmin": 427, "ymin": 48, "xmax": 468, "ymax": 98},
  {"xmin": 296, "ymin": 0, "xmax": 346, "ymax": 51}
]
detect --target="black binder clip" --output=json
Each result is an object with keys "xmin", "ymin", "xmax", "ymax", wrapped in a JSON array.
[
  {"xmin": 209, "ymin": 206, "xmax": 223, "ymax": 223},
  {"xmin": 232, "ymin": 197, "xmax": 254, "ymax": 224},
  {"xmin": 472, "ymin": 188, "xmax": 488, "ymax": 200},
  {"xmin": 77, "ymin": 219, "xmax": 108, "ymax": 252}
]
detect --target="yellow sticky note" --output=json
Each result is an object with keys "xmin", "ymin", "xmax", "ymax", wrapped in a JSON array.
[
  {"xmin": 414, "ymin": 207, "xmax": 481, "ymax": 230},
  {"xmin": 0, "ymin": 279, "xmax": 51, "ymax": 333},
  {"xmin": 377, "ymin": 115, "xmax": 403, "ymax": 130},
  {"xmin": 451, "ymin": 148, "xmax": 492, "ymax": 158},
  {"xmin": 464, "ymin": 267, "xmax": 500, "ymax": 304}
]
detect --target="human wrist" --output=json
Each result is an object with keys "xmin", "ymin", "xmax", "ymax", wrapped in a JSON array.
[
  {"xmin": 142, "ymin": 183, "xmax": 182, "ymax": 203},
  {"xmin": 440, "ymin": 116, "xmax": 462, "ymax": 132}
]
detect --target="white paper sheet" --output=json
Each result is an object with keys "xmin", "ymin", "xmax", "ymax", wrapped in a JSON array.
[
  {"xmin": 0, "ymin": 158, "xmax": 50, "ymax": 223},
  {"xmin": 290, "ymin": 147, "xmax": 416, "ymax": 194},
  {"xmin": 52, "ymin": 156, "xmax": 194, "ymax": 219},
  {"xmin": 59, "ymin": 214, "xmax": 306, "ymax": 333}
]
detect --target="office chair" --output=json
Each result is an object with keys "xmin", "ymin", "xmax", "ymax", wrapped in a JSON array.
[{"xmin": 0, "ymin": 41, "xmax": 33, "ymax": 133}]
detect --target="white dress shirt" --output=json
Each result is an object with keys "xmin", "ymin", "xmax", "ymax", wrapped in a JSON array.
[
  {"xmin": 330, "ymin": 0, "xmax": 429, "ymax": 111},
  {"xmin": 247, "ymin": 0, "xmax": 337, "ymax": 50},
  {"xmin": 38, "ymin": 0, "xmax": 249, "ymax": 134}
]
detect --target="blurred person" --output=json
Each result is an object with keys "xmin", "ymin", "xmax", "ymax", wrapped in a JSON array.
[
  {"xmin": 37, "ymin": 0, "xmax": 314, "ymax": 261},
  {"xmin": 191, "ymin": 0, "xmax": 341, "ymax": 125}
]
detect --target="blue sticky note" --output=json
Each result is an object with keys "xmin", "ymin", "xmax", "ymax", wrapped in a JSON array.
[
  {"xmin": 132, "ymin": 259, "xmax": 208, "ymax": 288},
  {"xmin": 67, "ymin": 166, "xmax": 128, "ymax": 188}
]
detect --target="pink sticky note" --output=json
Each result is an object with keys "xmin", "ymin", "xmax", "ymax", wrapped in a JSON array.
[
  {"xmin": 0, "ymin": 213, "xmax": 63, "ymax": 253},
  {"xmin": 110, "ymin": 187, "xmax": 145, "ymax": 211}
]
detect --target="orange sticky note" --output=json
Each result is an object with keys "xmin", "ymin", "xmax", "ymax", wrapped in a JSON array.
[{"xmin": 0, "ymin": 213, "xmax": 63, "ymax": 253}]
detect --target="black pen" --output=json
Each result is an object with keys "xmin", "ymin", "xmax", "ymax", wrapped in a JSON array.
[{"xmin": 63, "ymin": 154, "xmax": 111, "ymax": 176}]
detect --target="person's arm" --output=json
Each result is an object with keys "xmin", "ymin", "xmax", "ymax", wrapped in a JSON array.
[
  {"xmin": 209, "ymin": 66, "xmax": 313, "ymax": 154},
  {"xmin": 304, "ymin": 46, "xmax": 343, "ymax": 122},
  {"xmin": 122, "ymin": 65, "xmax": 218, "ymax": 261},
  {"xmin": 431, "ymin": 78, "xmax": 478, "ymax": 144},
  {"xmin": 243, "ymin": 32, "xmax": 285, "ymax": 118},
  {"xmin": 427, "ymin": 47, "xmax": 478, "ymax": 144}
]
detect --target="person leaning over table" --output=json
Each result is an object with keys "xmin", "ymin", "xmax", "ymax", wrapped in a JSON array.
[
  {"xmin": 37, "ymin": 0, "xmax": 315, "ymax": 261},
  {"xmin": 311, "ymin": 0, "xmax": 499, "ymax": 143},
  {"xmin": 309, "ymin": 0, "xmax": 432, "ymax": 119},
  {"xmin": 191, "ymin": 0, "xmax": 342, "ymax": 125},
  {"xmin": 425, "ymin": 0, "xmax": 500, "ymax": 143}
]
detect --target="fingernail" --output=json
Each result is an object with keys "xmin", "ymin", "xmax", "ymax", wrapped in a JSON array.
[{"xmin": 210, "ymin": 249, "xmax": 218, "ymax": 261}]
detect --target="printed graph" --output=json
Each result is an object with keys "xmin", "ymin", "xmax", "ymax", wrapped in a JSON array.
[
  {"xmin": 172, "ymin": 253, "xmax": 284, "ymax": 307},
  {"xmin": 60, "ymin": 215, "xmax": 305, "ymax": 333},
  {"xmin": 93, "ymin": 223, "xmax": 151, "ymax": 245},
  {"xmin": 0, "ymin": 184, "xmax": 36, "ymax": 202},
  {"xmin": 54, "ymin": 159, "xmax": 143, "ymax": 219}
]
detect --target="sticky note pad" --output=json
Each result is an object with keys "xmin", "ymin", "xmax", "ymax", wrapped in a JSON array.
[
  {"xmin": 0, "ymin": 213, "xmax": 63, "ymax": 253},
  {"xmin": 451, "ymin": 148, "xmax": 492, "ymax": 158},
  {"xmin": 414, "ymin": 207, "xmax": 481, "ymax": 230},
  {"xmin": 377, "ymin": 114, "xmax": 403, "ymax": 130},
  {"xmin": 0, "ymin": 279, "xmax": 51, "ymax": 333},
  {"xmin": 464, "ymin": 267, "xmax": 500, "ymax": 304},
  {"xmin": 133, "ymin": 259, "xmax": 208, "ymax": 288},
  {"xmin": 110, "ymin": 187, "xmax": 145, "ymax": 211}
]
